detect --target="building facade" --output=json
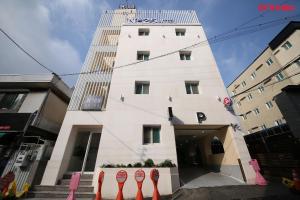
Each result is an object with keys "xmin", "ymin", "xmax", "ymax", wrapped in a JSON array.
[
  {"xmin": 0, "ymin": 74, "xmax": 72, "ymax": 190},
  {"xmin": 227, "ymin": 22, "xmax": 300, "ymax": 135},
  {"xmin": 41, "ymin": 7, "xmax": 255, "ymax": 198}
]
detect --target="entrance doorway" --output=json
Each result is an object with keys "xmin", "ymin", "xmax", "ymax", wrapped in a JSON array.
[{"xmin": 67, "ymin": 132, "xmax": 101, "ymax": 173}]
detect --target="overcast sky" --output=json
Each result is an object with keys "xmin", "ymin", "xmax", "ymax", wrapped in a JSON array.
[{"xmin": 0, "ymin": 0, "xmax": 299, "ymax": 87}]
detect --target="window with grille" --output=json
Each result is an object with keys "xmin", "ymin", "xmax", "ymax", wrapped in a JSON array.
[
  {"xmin": 266, "ymin": 58, "xmax": 273, "ymax": 66},
  {"xmin": 241, "ymin": 81, "xmax": 246, "ymax": 87},
  {"xmin": 275, "ymin": 72, "xmax": 284, "ymax": 81},
  {"xmin": 253, "ymin": 108, "xmax": 260, "ymax": 115},
  {"xmin": 282, "ymin": 41, "xmax": 292, "ymax": 50},
  {"xmin": 258, "ymin": 86, "xmax": 264, "ymax": 93},
  {"xmin": 266, "ymin": 101, "xmax": 273, "ymax": 109},
  {"xmin": 250, "ymin": 72, "xmax": 256, "ymax": 79},
  {"xmin": 0, "ymin": 93, "xmax": 25, "ymax": 111}
]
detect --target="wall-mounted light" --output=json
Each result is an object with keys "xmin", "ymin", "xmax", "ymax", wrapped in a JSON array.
[
  {"xmin": 128, "ymin": 34, "xmax": 131, "ymax": 38},
  {"xmin": 163, "ymin": 35, "xmax": 166, "ymax": 38},
  {"xmin": 168, "ymin": 96, "xmax": 172, "ymax": 102},
  {"xmin": 120, "ymin": 95, "xmax": 124, "ymax": 102}
]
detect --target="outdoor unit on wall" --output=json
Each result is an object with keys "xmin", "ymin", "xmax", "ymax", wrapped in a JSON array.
[
  {"xmin": 81, "ymin": 95, "xmax": 103, "ymax": 111},
  {"xmin": 14, "ymin": 151, "xmax": 30, "ymax": 168}
]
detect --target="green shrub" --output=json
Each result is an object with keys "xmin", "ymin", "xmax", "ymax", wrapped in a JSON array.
[
  {"xmin": 101, "ymin": 164, "xmax": 115, "ymax": 168},
  {"xmin": 144, "ymin": 158, "xmax": 155, "ymax": 167},
  {"xmin": 158, "ymin": 159, "xmax": 176, "ymax": 167},
  {"xmin": 133, "ymin": 162, "xmax": 142, "ymax": 167},
  {"xmin": 127, "ymin": 163, "xmax": 133, "ymax": 168}
]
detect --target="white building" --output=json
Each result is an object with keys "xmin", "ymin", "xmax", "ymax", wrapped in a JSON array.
[{"xmin": 41, "ymin": 6, "xmax": 255, "ymax": 198}]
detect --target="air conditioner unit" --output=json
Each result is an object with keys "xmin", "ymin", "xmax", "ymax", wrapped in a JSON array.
[{"xmin": 14, "ymin": 151, "xmax": 30, "ymax": 168}]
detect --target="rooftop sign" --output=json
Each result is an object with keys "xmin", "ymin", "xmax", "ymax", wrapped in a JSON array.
[{"xmin": 128, "ymin": 18, "xmax": 174, "ymax": 24}]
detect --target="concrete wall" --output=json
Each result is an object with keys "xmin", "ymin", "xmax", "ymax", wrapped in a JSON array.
[
  {"xmin": 18, "ymin": 91, "xmax": 47, "ymax": 113},
  {"xmin": 37, "ymin": 91, "xmax": 68, "ymax": 133},
  {"xmin": 93, "ymin": 167, "xmax": 180, "ymax": 198}
]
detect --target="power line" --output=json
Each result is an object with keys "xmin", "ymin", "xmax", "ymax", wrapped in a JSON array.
[
  {"xmin": 230, "ymin": 55, "xmax": 300, "ymax": 99},
  {"xmin": 235, "ymin": 71, "xmax": 300, "ymax": 117},
  {"xmin": 0, "ymin": 28, "xmax": 57, "ymax": 75},
  {"xmin": 58, "ymin": 14, "xmax": 300, "ymax": 77}
]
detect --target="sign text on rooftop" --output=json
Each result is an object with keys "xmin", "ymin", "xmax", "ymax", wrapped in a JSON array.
[{"xmin": 127, "ymin": 18, "xmax": 174, "ymax": 24}]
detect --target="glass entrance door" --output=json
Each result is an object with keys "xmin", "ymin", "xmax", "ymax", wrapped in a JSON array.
[{"xmin": 67, "ymin": 132, "xmax": 101, "ymax": 173}]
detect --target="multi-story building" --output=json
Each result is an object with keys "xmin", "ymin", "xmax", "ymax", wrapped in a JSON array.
[
  {"xmin": 227, "ymin": 21, "xmax": 300, "ymax": 135},
  {"xmin": 0, "ymin": 74, "xmax": 72, "ymax": 190},
  {"xmin": 40, "ymin": 6, "xmax": 255, "ymax": 198}
]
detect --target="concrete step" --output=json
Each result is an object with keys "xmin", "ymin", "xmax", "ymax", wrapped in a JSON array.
[
  {"xmin": 32, "ymin": 185, "xmax": 94, "ymax": 192},
  {"xmin": 25, "ymin": 198, "xmax": 93, "ymax": 200},
  {"xmin": 63, "ymin": 173, "xmax": 93, "ymax": 179},
  {"xmin": 59, "ymin": 179, "xmax": 93, "ymax": 186},
  {"xmin": 27, "ymin": 191, "xmax": 95, "ymax": 198}
]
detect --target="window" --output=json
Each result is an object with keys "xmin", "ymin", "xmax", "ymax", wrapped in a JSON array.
[
  {"xmin": 242, "ymin": 115, "xmax": 247, "ymax": 120},
  {"xmin": 282, "ymin": 41, "xmax": 292, "ymax": 50},
  {"xmin": 0, "ymin": 93, "xmax": 25, "ymax": 111},
  {"xmin": 185, "ymin": 81, "xmax": 199, "ymax": 94},
  {"xmin": 266, "ymin": 101, "xmax": 273, "ymax": 109},
  {"xmin": 261, "ymin": 124, "xmax": 267, "ymax": 130},
  {"xmin": 250, "ymin": 72, "xmax": 256, "ymax": 79},
  {"xmin": 253, "ymin": 108, "xmax": 260, "ymax": 115},
  {"xmin": 275, "ymin": 72, "xmax": 284, "ymax": 81},
  {"xmin": 211, "ymin": 136, "xmax": 224, "ymax": 154},
  {"xmin": 247, "ymin": 93, "xmax": 253, "ymax": 101},
  {"xmin": 137, "ymin": 51, "xmax": 150, "ymax": 61},
  {"xmin": 241, "ymin": 81, "xmax": 246, "ymax": 87},
  {"xmin": 296, "ymin": 59, "xmax": 300, "ymax": 67},
  {"xmin": 138, "ymin": 28, "xmax": 149, "ymax": 36},
  {"xmin": 274, "ymin": 119, "xmax": 283, "ymax": 126},
  {"xmin": 143, "ymin": 126, "xmax": 160, "ymax": 144},
  {"xmin": 135, "ymin": 81, "xmax": 150, "ymax": 94},
  {"xmin": 258, "ymin": 86, "xmax": 264, "ymax": 93},
  {"xmin": 175, "ymin": 28, "xmax": 186, "ymax": 36},
  {"xmin": 266, "ymin": 58, "xmax": 273, "ymax": 66},
  {"xmin": 179, "ymin": 51, "xmax": 191, "ymax": 60}
]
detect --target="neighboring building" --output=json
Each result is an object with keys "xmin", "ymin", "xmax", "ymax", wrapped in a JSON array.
[
  {"xmin": 0, "ymin": 74, "xmax": 72, "ymax": 190},
  {"xmin": 40, "ymin": 6, "xmax": 255, "ymax": 198},
  {"xmin": 227, "ymin": 21, "xmax": 300, "ymax": 135}
]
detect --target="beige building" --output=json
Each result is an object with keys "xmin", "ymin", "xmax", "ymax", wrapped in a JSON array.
[{"xmin": 227, "ymin": 21, "xmax": 300, "ymax": 135}]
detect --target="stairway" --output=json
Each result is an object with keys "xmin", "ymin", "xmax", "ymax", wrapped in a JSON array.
[{"xmin": 25, "ymin": 173, "xmax": 95, "ymax": 200}]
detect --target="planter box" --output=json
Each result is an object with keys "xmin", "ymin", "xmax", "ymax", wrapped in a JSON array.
[{"xmin": 93, "ymin": 167, "xmax": 180, "ymax": 199}]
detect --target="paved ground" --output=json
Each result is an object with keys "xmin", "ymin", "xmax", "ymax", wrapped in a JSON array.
[{"xmin": 179, "ymin": 167, "xmax": 244, "ymax": 188}]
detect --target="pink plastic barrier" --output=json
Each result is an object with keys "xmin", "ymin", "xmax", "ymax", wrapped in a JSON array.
[
  {"xmin": 249, "ymin": 159, "xmax": 267, "ymax": 186},
  {"xmin": 66, "ymin": 172, "xmax": 81, "ymax": 200}
]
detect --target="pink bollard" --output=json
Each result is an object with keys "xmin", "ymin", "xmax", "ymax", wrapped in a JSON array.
[
  {"xmin": 66, "ymin": 172, "xmax": 81, "ymax": 200},
  {"xmin": 249, "ymin": 159, "xmax": 267, "ymax": 186}
]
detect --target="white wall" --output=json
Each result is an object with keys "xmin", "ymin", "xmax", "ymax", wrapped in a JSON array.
[
  {"xmin": 18, "ymin": 91, "xmax": 47, "ymax": 113},
  {"xmin": 41, "ymin": 24, "xmax": 255, "ymax": 187}
]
